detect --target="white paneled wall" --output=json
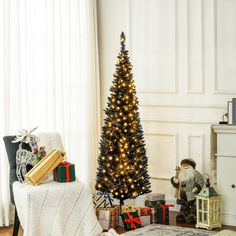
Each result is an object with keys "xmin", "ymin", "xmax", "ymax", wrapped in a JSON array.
[
  {"xmin": 97, "ymin": 0, "xmax": 236, "ymax": 205},
  {"xmin": 216, "ymin": 0, "xmax": 236, "ymax": 93}
]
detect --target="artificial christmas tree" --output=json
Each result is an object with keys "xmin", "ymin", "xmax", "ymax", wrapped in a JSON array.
[{"xmin": 95, "ymin": 32, "xmax": 151, "ymax": 205}]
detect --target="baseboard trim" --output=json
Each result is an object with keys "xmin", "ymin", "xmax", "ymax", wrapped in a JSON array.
[{"xmin": 221, "ymin": 212, "xmax": 236, "ymax": 227}]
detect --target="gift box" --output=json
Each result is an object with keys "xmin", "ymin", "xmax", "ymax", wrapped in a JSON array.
[
  {"xmin": 93, "ymin": 192, "xmax": 114, "ymax": 209},
  {"xmin": 121, "ymin": 211, "xmax": 142, "ymax": 230},
  {"xmin": 119, "ymin": 215, "xmax": 151, "ymax": 227},
  {"xmin": 145, "ymin": 200, "xmax": 165, "ymax": 208},
  {"xmin": 96, "ymin": 206, "xmax": 120, "ymax": 229},
  {"xmin": 121, "ymin": 205, "xmax": 130, "ymax": 213},
  {"xmin": 150, "ymin": 208, "xmax": 157, "ymax": 224},
  {"xmin": 146, "ymin": 193, "xmax": 165, "ymax": 201},
  {"xmin": 141, "ymin": 207, "xmax": 151, "ymax": 216},
  {"xmin": 140, "ymin": 215, "xmax": 151, "ymax": 226},
  {"xmin": 98, "ymin": 209, "xmax": 111, "ymax": 230},
  {"xmin": 121, "ymin": 205, "xmax": 141, "ymax": 216},
  {"xmin": 53, "ymin": 161, "xmax": 75, "ymax": 182},
  {"xmin": 156, "ymin": 204, "xmax": 174, "ymax": 225},
  {"xmin": 119, "ymin": 215, "xmax": 124, "ymax": 227},
  {"xmin": 110, "ymin": 206, "xmax": 120, "ymax": 229},
  {"xmin": 25, "ymin": 150, "xmax": 64, "ymax": 185}
]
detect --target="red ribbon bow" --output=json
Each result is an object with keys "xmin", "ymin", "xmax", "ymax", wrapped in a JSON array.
[
  {"xmin": 59, "ymin": 161, "xmax": 71, "ymax": 182},
  {"xmin": 159, "ymin": 204, "xmax": 174, "ymax": 224},
  {"xmin": 124, "ymin": 213, "xmax": 142, "ymax": 229},
  {"xmin": 60, "ymin": 161, "xmax": 70, "ymax": 166}
]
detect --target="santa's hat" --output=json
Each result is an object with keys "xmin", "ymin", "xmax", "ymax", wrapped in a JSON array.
[{"xmin": 181, "ymin": 158, "xmax": 196, "ymax": 169}]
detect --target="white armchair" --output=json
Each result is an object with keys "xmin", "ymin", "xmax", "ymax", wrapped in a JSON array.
[{"xmin": 7, "ymin": 132, "xmax": 102, "ymax": 236}]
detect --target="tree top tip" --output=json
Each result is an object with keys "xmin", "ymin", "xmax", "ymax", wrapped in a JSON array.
[{"xmin": 120, "ymin": 32, "xmax": 125, "ymax": 50}]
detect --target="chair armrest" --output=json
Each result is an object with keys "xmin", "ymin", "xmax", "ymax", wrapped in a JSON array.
[
  {"xmin": 10, "ymin": 169, "xmax": 18, "ymax": 185},
  {"xmin": 9, "ymin": 169, "xmax": 18, "ymax": 204}
]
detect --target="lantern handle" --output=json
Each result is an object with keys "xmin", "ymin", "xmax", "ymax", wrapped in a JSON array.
[{"xmin": 203, "ymin": 173, "xmax": 210, "ymax": 187}]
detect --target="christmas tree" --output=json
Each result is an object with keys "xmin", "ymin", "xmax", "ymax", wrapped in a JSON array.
[{"xmin": 95, "ymin": 32, "xmax": 151, "ymax": 205}]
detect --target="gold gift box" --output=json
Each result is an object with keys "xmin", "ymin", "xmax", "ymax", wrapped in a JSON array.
[
  {"xmin": 121, "ymin": 204, "xmax": 141, "ymax": 216},
  {"xmin": 25, "ymin": 150, "xmax": 64, "ymax": 185}
]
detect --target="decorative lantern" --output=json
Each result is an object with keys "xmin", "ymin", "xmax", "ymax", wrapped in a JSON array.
[{"xmin": 195, "ymin": 177, "xmax": 221, "ymax": 230}]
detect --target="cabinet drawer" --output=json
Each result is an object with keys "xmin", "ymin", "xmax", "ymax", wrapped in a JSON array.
[
  {"xmin": 217, "ymin": 156, "xmax": 236, "ymax": 215},
  {"xmin": 217, "ymin": 133, "xmax": 236, "ymax": 156}
]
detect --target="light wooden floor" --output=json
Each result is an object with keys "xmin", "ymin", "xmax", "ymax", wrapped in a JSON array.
[
  {"xmin": 0, "ymin": 225, "xmax": 23, "ymax": 236},
  {"xmin": 1, "ymin": 212, "xmax": 236, "ymax": 235},
  {"xmin": 116, "ymin": 211, "xmax": 236, "ymax": 234}
]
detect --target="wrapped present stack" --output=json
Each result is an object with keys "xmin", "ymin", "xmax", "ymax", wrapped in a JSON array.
[
  {"xmin": 119, "ymin": 204, "xmax": 152, "ymax": 228},
  {"xmin": 121, "ymin": 205, "xmax": 141, "ymax": 216},
  {"xmin": 140, "ymin": 207, "xmax": 151, "ymax": 226},
  {"xmin": 144, "ymin": 193, "xmax": 166, "ymax": 224},
  {"xmin": 119, "ymin": 205, "xmax": 141, "ymax": 227},
  {"xmin": 93, "ymin": 192, "xmax": 120, "ymax": 230},
  {"xmin": 53, "ymin": 161, "xmax": 75, "ymax": 182},
  {"xmin": 116, "ymin": 192, "xmax": 173, "ymax": 230}
]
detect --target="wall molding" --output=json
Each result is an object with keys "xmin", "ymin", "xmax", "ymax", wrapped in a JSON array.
[
  {"xmin": 137, "ymin": 89, "xmax": 178, "ymax": 94},
  {"xmin": 132, "ymin": 0, "xmax": 177, "ymax": 94},
  {"xmin": 150, "ymin": 176, "xmax": 170, "ymax": 181},
  {"xmin": 139, "ymin": 103, "xmax": 225, "ymax": 109},
  {"xmin": 213, "ymin": 90, "xmax": 236, "ymax": 95},
  {"xmin": 214, "ymin": 0, "xmax": 236, "ymax": 94},
  {"xmin": 142, "ymin": 119, "xmax": 214, "ymax": 125},
  {"xmin": 128, "ymin": 0, "xmax": 132, "ymax": 60},
  {"xmin": 187, "ymin": 134, "xmax": 205, "ymax": 171},
  {"xmin": 187, "ymin": 0, "xmax": 205, "ymax": 94}
]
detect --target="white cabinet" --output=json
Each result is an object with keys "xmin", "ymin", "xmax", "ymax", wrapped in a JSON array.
[{"xmin": 212, "ymin": 125, "xmax": 236, "ymax": 226}]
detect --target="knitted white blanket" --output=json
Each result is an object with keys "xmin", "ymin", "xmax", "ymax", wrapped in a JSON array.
[{"xmin": 13, "ymin": 180, "xmax": 102, "ymax": 236}]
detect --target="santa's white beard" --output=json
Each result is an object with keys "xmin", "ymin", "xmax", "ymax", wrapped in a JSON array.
[{"xmin": 178, "ymin": 166, "xmax": 195, "ymax": 183}]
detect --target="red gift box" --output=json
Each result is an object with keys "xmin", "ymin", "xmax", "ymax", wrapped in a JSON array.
[{"xmin": 141, "ymin": 207, "xmax": 151, "ymax": 216}]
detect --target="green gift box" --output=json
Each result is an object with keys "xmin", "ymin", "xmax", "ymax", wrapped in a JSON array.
[
  {"xmin": 145, "ymin": 200, "xmax": 165, "ymax": 208},
  {"xmin": 156, "ymin": 204, "xmax": 174, "ymax": 225},
  {"xmin": 157, "ymin": 207, "xmax": 169, "ymax": 224},
  {"xmin": 121, "ymin": 211, "xmax": 142, "ymax": 230},
  {"xmin": 53, "ymin": 161, "xmax": 76, "ymax": 182}
]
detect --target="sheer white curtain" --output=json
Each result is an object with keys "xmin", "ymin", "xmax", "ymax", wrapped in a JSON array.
[{"xmin": 0, "ymin": 0, "xmax": 100, "ymax": 226}]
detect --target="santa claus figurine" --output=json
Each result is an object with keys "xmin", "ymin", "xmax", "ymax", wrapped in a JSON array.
[{"xmin": 171, "ymin": 158, "xmax": 204, "ymax": 224}]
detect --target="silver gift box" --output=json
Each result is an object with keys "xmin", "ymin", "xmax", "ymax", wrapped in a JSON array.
[
  {"xmin": 99, "ymin": 210, "xmax": 111, "ymax": 230},
  {"xmin": 146, "ymin": 193, "xmax": 165, "ymax": 201}
]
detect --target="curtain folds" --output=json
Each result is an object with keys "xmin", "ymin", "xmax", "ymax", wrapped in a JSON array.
[{"xmin": 0, "ymin": 0, "xmax": 100, "ymax": 226}]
